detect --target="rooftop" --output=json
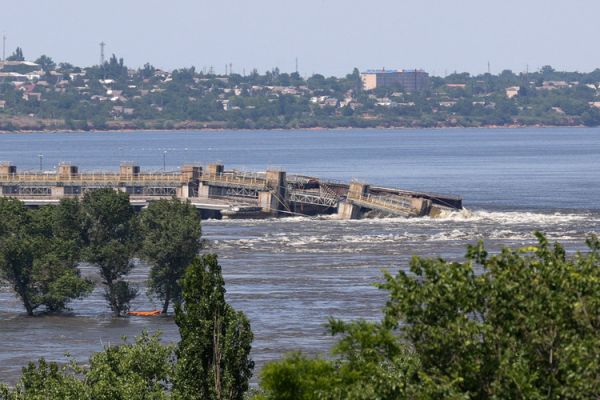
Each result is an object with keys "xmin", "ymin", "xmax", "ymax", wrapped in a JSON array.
[{"xmin": 362, "ymin": 69, "xmax": 427, "ymax": 74}]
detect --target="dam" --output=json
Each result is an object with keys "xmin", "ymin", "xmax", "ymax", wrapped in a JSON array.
[{"xmin": 0, "ymin": 162, "xmax": 462, "ymax": 219}]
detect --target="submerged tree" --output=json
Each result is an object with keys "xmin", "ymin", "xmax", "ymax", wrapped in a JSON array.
[
  {"xmin": 0, "ymin": 256, "xmax": 252, "ymax": 399},
  {"xmin": 139, "ymin": 198, "xmax": 201, "ymax": 314},
  {"xmin": 0, "ymin": 198, "xmax": 92, "ymax": 316},
  {"xmin": 174, "ymin": 254, "xmax": 254, "ymax": 400},
  {"xmin": 81, "ymin": 189, "xmax": 138, "ymax": 316}
]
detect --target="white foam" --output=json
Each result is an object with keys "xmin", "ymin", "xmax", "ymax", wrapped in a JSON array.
[{"xmin": 433, "ymin": 209, "xmax": 594, "ymax": 225}]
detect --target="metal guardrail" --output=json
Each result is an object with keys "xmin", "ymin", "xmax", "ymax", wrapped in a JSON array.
[
  {"xmin": 0, "ymin": 173, "xmax": 187, "ymax": 183},
  {"xmin": 200, "ymin": 173, "xmax": 267, "ymax": 189},
  {"xmin": 348, "ymin": 192, "xmax": 417, "ymax": 216},
  {"xmin": 369, "ymin": 185, "xmax": 462, "ymax": 201}
]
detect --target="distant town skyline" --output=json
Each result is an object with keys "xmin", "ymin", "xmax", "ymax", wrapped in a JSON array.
[{"xmin": 1, "ymin": 0, "xmax": 599, "ymax": 77}]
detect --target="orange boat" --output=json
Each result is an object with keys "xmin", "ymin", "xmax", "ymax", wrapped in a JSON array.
[{"xmin": 128, "ymin": 310, "xmax": 162, "ymax": 317}]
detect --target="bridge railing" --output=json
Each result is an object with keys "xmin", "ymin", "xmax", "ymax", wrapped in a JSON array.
[
  {"xmin": 0, "ymin": 172, "xmax": 188, "ymax": 183},
  {"xmin": 201, "ymin": 172, "xmax": 266, "ymax": 188},
  {"xmin": 348, "ymin": 192, "xmax": 416, "ymax": 215}
]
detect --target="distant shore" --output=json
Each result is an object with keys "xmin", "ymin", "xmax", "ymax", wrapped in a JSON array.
[{"xmin": 0, "ymin": 121, "xmax": 588, "ymax": 134}]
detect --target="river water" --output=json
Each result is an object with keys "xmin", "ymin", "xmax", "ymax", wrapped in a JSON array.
[{"xmin": 0, "ymin": 128, "xmax": 599, "ymax": 383}]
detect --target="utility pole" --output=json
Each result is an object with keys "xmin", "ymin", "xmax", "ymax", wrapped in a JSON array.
[
  {"xmin": 99, "ymin": 41, "xmax": 105, "ymax": 65},
  {"xmin": 163, "ymin": 151, "xmax": 167, "ymax": 171},
  {"xmin": 2, "ymin": 34, "xmax": 6, "ymax": 62}
]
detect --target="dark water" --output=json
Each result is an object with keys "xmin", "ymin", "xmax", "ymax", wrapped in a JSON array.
[{"xmin": 1, "ymin": 128, "xmax": 599, "ymax": 383}]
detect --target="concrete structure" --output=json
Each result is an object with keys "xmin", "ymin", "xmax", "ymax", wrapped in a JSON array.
[
  {"xmin": 361, "ymin": 69, "xmax": 429, "ymax": 92},
  {"xmin": 0, "ymin": 162, "xmax": 462, "ymax": 220}
]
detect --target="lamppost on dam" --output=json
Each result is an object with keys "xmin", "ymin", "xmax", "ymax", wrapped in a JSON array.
[
  {"xmin": 163, "ymin": 151, "xmax": 167, "ymax": 171},
  {"xmin": 38, "ymin": 154, "xmax": 43, "ymax": 172}
]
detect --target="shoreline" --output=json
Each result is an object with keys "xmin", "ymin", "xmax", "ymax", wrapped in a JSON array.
[{"xmin": 0, "ymin": 123, "xmax": 591, "ymax": 135}]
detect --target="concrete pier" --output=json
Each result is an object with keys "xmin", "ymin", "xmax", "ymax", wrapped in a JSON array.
[{"xmin": 0, "ymin": 162, "xmax": 462, "ymax": 220}]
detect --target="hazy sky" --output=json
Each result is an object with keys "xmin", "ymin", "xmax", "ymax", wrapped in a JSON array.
[{"xmin": 1, "ymin": 0, "xmax": 598, "ymax": 77}]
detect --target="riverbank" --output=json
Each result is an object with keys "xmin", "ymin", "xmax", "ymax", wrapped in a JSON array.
[{"xmin": 0, "ymin": 115, "xmax": 587, "ymax": 134}]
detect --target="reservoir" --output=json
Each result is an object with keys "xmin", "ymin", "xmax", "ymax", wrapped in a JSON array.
[{"xmin": 1, "ymin": 127, "xmax": 599, "ymax": 383}]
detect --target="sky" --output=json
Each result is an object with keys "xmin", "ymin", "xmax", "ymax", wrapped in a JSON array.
[{"xmin": 1, "ymin": 0, "xmax": 598, "ymax": 77}]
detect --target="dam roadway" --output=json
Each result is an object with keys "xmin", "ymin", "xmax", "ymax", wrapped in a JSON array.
[{"xmin": 0, "ymin": 162, "xmax": 462, "ymax": 219}]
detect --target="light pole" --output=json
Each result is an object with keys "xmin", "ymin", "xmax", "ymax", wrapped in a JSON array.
[
  {"xmin": 163, "ymin": 151, "xmax": 167, "ymax": 171},
  {"xmin": 38, "ymin": 154, "xmax": 43, "ymax": 172}
]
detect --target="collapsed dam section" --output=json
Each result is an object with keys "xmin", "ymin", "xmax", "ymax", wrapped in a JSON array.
[{"xmin": 0, "ymin": 162, "xmax": 462, "ymax": 219}]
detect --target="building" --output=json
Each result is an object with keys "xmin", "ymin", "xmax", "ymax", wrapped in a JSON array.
[
  {"xmin": 505, "ymin": 86, "xmax": 520, "ymax": 99},
  {"xmin": 361, "ymin": 69, "xmax": 429, "ymax": 92}
]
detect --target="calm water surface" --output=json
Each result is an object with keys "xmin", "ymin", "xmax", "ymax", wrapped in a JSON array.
[{"xmin": 0, "ymin": 128, "xmax": 599, "ymax": 382}]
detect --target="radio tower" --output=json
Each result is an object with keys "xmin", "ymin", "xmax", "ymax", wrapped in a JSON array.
[{"xmin": 99, "ymin": 41, "xmax": 106, "ymax": 65}]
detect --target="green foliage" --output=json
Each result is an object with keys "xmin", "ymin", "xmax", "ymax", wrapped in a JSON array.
[
  {"xmin": 378, "ymin": 232, "xmax": 600, "ymax": 398},
  {"xmin": 34, "ymin": 55, "xmax": 56, "ymax": 74},
  {"xmin": 174, "ymin": 254, "xmax": 254, "ymax": 400},
  {"xmin": 0, "ymin": 198, "xmax": 93, "ymax": 315},
  {"xmin": 139, "ymin": 198, "xmax": 201, "ymax": 313},
  {"xmin": 257, "ymin": 234, "xmax": 600, "ymax": 399},
  {"xmin": 81, "ymin": 189, "xmax": 138, "ymax": 316},
  {"xmin": 0, "ymin": 332, "xmax": 174, "ymax": 400},
  {"xmin": 1, "ymin": 254, "xmax": 256, "ymax": 399},
  {"xmin": 2, "ymin": 55, "xmax": 600, "ymax": 129},
  {"xmin": 85, "ymin": 331, "xmax": 174, "ymax": 400},
  {"xmin": 0, "ymin": 358, "xmax": 88, "ymax": 400},
  {"xmin": 257, "ymin": 353, "xmax": 337, "ymax": 400},
  {"xmin": 6, "ymin": 47, "xmax": 24, "ymax": 62}
]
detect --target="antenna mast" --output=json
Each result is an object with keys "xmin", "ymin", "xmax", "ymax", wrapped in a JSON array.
[{"xmin": 99, "ymin": 41, "xmax": 106, "ymax": 65}]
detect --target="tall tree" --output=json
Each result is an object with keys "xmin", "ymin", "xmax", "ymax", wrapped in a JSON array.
[
  {"xmin": 174, "ymin": 255, "xmax": 254, "ymax": 400},
  {"xmin": 0, "ymin": 198, "xmax": 92, "ymax": 316},
  {"xmin": 34, "ymin": 55, "xmax": 56, "ymax": 73},
  {"xmin": 139, "ymin": 198, "xmax": 201, "ymax": 314},
  {"xmin": 81, "ymin": 189, "xmax": 138, "ymax": 316},
  {"xmin": 6, "ymin": 47, "xmax": 24, "ymax": 62}
]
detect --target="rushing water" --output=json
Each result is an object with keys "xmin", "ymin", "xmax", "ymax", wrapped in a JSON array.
[{"xmin": 0, "ymin": 127, "xmax": 599, "ymax": 383}]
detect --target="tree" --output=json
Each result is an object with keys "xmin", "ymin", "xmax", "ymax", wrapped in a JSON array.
[
  {"xmin": 0, "ymin": 358, "xmax": 88, "ymax": 400},
  {"xmin": 34, "ymin": 55, "xmax": 56, "ymax": 73},
  {"xmin": 86, "ymin": 331, "xmax": 174, "ymax": 400},
  {"xmin": 6, "ymin": 47, "xmax": 24, "ymax": 62},
  {"xmin": 139, "ymin": 198, "xmax": 201, "ymax": 314},
  {"xmin": 257, "ymin": 233, "xmax": 600, "ymax": 399},
  {"xmin": 174, "ymin": 255, "xmax": 254, "ymax": 400},
  {"xmin": 0, "ymin": 198, "xmax": 93, "ymax": 316},
  {"xmin": 81, "ymin": 189, "xmax": 138, "ymax": 316},
  {"xmin": 0, "ymin": 332, "xmax": 174, "ymax": 400}
]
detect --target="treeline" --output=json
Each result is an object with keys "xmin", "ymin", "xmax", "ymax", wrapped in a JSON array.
[
  {"xmin": 2, "ymin": 231, "xmax": 600, "ymax": 399},
  {"xmin": 3, "ymin": 48, "xmax": 600, "ymax": 130},
  {"xmin": 0, "ymin": 190, "xmax": 200, "ymax": 316}
]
